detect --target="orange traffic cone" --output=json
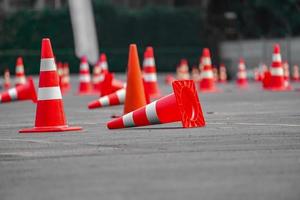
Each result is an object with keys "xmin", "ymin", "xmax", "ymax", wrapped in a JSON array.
[
  {"xmin": 123, "ymin": 44, "xmax": 147, "ymax": 114},
  {"xmin": 0, "ymin": 77, "xmax": 36, "ymax": 104},
  {"xmin": 177, "ymin": 59, "xmax": 190, "ymax": 80},
  {"xmin": 266, "ymin": 44, "xmax": 291, "ymax": 91},
  {"xmin": 3, "ymin": 68, "xmax": 11, "ymax": 90},
  {"xmin": 15, "ymin": 57, "xmax": 26, "ymax": 86},
  {"xmin": 19, "ymin": 38, "xmax": 82, "ymax": 133},
  {"xmin": 199, "ymin": 48, "xmax": 219, "ymax": 92},
  {"xmin": 77, "ymin": 56, "xmax": 93, "ymax": 95},
  {"xmin": 191, "ymin": 66, "xmax": 201, "ymax": 82},
  {"xmin": 142, "ymin": 46, "xmax": 161, "ymax": 98},
  {"xmin": 107, "ymin": 80, "xmax": 205, "ymax": 129},
  {"xmin": 236, "ymin": 58, "xmax": 248, "ymax": 88},
  {"xmin": 88, "ymin": 88, "xmax": 125, "ymax": 109},
  {"xmin": 292, "ymin": 65, "xmax": 300, "ymax": 81},
  {"xmin": 99, "ymin": 53, "xmax": 109, "ymax": 73},
  {"xmin": 219, "ymin": 63, "xmax": 227, "ymax": 83}
]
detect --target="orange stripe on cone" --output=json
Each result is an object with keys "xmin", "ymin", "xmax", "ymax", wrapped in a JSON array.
[
  {"xmin": 107, "ymin": 80, "xmax": 205, "ymax": 129},
  {"xmin": 19, "ymin": 38, "xmax": 82, "ymax": 133}
]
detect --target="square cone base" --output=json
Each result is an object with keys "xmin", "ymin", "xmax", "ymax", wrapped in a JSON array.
[
  {"xmin": 19, "ymin": 125, "xmax": 82, "ymax": 133},
  {"xmin": 172, "ymin": 80, "xmax": 206, "ymax": 128}
]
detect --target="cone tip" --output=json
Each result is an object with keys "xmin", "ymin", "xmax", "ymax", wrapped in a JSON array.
[
  {"xmin": 203, "ymin": 48, "xmax": 210, "ymax": 57},
  {"xmin": 81, "ymin": 56, "xmax": 87, "ymax": 63},
  {"xmin": 107, "ymin": 117, "xmax": 123, "ymax": 129},
  {"xmin": 274, "ymin": 43, "xmax": 280, "ymax": 53},
  {"xmin": 180, "ymin": 59, "xmax": 188, "ymax": 65},
  {"xmin": 16, "ymin": 57, "xmax": 23, "ymax": 66},
  {"xmin": 100, "ymin": 53, "xmax": 107, "ymax": 62},
  {"xmin": 41, "ymin": 38, "xmax": 54, "ymax": 59},
  {"xmin": 145, "ymin": 46, "xmax": 154, "ymax": 57}
]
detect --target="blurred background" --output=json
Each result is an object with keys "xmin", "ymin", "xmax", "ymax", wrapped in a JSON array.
[{"xmin": 0, "ymin": 0, "xmax": 300, "ymax": 77}]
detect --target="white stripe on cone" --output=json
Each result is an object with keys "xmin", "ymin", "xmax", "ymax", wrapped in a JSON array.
[
  {"xmin": 144, "ymin": 73, "xmax": 157, "ymax": 82},
  {"xmin": 93, "ymin": 74, "xmax": 104, "ymax": 83},
  {"xmin": 99, "ymin": 96, "xmax": 109, "ymax": 106},
  {"xmin": 79, "ymin": 74, "xmax": 91, "ymax": 82},
  {"xmin": 145, "ymin": 101, "xmax": 160, "ymax": 124},
  {"xmin": 201, "ymin": 71, "xmax": 214, "ymax": 79},
  {"xmin": 16, "ymin": 66, "xmax": 24, "ymax": 73},
  {"xmin": 237, "ymin": 71, "xmax": 247, "ymax": 79},
  {"xmin": 202, "ymin": 57, "xmax": 211, "ymax": 66},
  {"xmin": 143, "ymin": 58, "xmax": 155, "ymax": 67},
  {"xmin": 8, "ymin": 88, "xmax": 18, "ymax": 100},
  {"xmin": 40, "ymin": 58, "xmax": 56, "ymax": 71},
  {"xmin": 15, "ymin": 77, "xmax": 26, "ymax": 84},
  {"xmin": 123, "ymin": 112, "xmax": 135, "ymax": 127},
  {"xmin": 272, "ymin": 54, "xmax": 281, "ymax": 62},
  {"xmin": 100, "ymin": 63, "xmax": 108, "ymax": 70},
  {"xmin": 116, "ymin": 89, "xmax": 126, "ymax": 100},
  {"xmin": 271, "ymin": 68, "xmax": 284, "ymax": 76},
  {"xmin": 80, "ymin": 63, "xmax": 89, "ymax": 70},
  {"xmin": 38, "ymin": 87, "xmax": 62, "ymax": 100}
]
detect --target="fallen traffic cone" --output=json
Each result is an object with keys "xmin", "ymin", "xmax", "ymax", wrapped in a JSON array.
[
  {"xmin": 236, "ymin": 58, "xmax": 248, "ymax": 88},
  {"xmin": 142, "ymin": 46, "xmax": 161, "ymax": 98},
  {"xmin": 0, "ymin": 77, "xmax": 37, "ymax": 104},
  {"xmin": 123, "ymin": 44, "xmax": 147, "ymax": 114},
  {"xmin": 99, "ymin": 53, "xmax": 109, "ymax": 73},
  {"xmin": 77, "ymin": 56, "xmax": 93, "ymax": 95},
  {"xmin": 3, "ymin": 68, "xmax": 11, "ymax": 90},
  {"xmin": 107, "ymin": 80, "xmax": 205, "ymax": 129},
  {"xmin": 15, "ymin": 57, "xmax": 26, "ymax": 86},
  {"xmin": 266, "ymin": 44, "xmax": 291, "ymax": 91},
  {"xmin": 88, "ymin": 88, "xmax": 125, "ymax": 109},
  {"xmin": 292, "ymin": 65, "xmax": 300, "ymax": 81},
  {"xmin": 218, "ymin": 63, "xmax": 227, "ymax": 83},
  {"xmin": 19, "ymin": 38, "xmax": 82, "ymax": 133},
  {"xmin": 177, "ymin": 59, "xmax": 190, "ymax": 80},
  {"xmin": 199, "ymin": 48, "xmax": 219, "ymax": 92},
  {"xmin": 99, "ymin": 72, "xmax": 124, "ymax": 97}
]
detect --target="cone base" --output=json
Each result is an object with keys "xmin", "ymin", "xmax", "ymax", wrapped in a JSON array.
[{"xmin": 19, "ymin": 125, "xmax": 82, "ymax": 133}]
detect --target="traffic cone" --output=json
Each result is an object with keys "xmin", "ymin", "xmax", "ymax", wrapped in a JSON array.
[
  {"xmin": 88, "ymin": 88, "xmax": 125, "ymax": 109},
  {"xmin": 3, "ymin": 68, "xmax": 11, "ymax": 90},
  {"xmin": 107, "ymin": 80, "xmax": 205, "ymax": 129},
  {"xmin": 19, "ymin": 38, "xmax": 82, "ymax": 133},
  {"xmin": 199, "ymin": 48, "xmax": 219, "ymax": 92},
  {"xmin": 56, "ymin": 62, "xmax": 64, "ymax": 92},
  {"xmin": 176, "ymin": 59, "xmax": 190, "ymax": 80},
  {"xmin": 15, "ymin": 57, "xmax": 26, "ymax": 86},
  {"xmin": 99, "ymin": 53, "xmax": 109, "ymax": 73},
  {"xmin": 142, "ymin": 46, "xmax": 161, "ymax": 98},
  {"xmin": 77, "ymin": 56, "xmax": 93, "ymax": 95},
  {"xmin": 99, "ymin": 72, "xmax": 124, "ymax": 97},
  {"xmin": 266, "ymin": 44, "xmax": 291, "ymax": 91},
  {"xmin": 165, "ymin": 74, "xmax": 176, "ymax": 85},
  {"xmin": 213, "ymin": 67, "xmax": 218, "ymax": 82},
  {"xmin": 236, "ymin": 58, "xmax": 248, "ymax": 88},
  {"xmin": 0, "ymin": 77, "xmax": 37, "ymax": 104},
  {"xmin": 259, "ymin": 63, "xmax": 268, "ymax": 81},
  {"xmin": 253, "ymin": 67, "xmax": 260, "ymax": 82},
  {"xmin": 123, "ymin": 44, "xmax": 147, "ymax": 114},
  {"xmin": 283, "ymin": 61, "xmax": 292, "ymax": 89},
  {"xmin": 61, "ymin": 62, "xmax": 71, "ymax": 92},
  {"xmin": 191, "ymin": 66, "xmax": 201, "ymax": 82},
  {"xmin": 262, "ymin": 70, "xmax": 272, "ymax": 89},
  {"xmin": 92, "ymin": 60, "xmax": 104, "ymax": 91},
  {"xmin": 219, "ymin": 63, "xmax": 227, "ymax": 83},
  {"xmin": 292, "ymin": 65, "xmax": 300, "ymax": 81}
]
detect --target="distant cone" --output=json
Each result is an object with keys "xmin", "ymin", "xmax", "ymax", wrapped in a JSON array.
[
  {"xmin": 236, "ymin": 58, "xmax": 248, "ymax": 88},
  {"xmin": 165, "ymin": 74, "xmax": 176, "ymax": 85},
  {"xmin": 99, "ymin": 53, "xmax": 109, "ymax": 73},
  {"xmin": 253, "ymin": 67, "xmax": 260, "ymax": 82},
  {"xmin": 3, "ymin": 68, "xmax": 11, "ymax": 90},
  {"xmin": 88, "ymin": 88, "xmax": 125, "ymax": 109},
  {"xmin": 107, "ymin": 80, "xmax": 205, "ymax": 129},
  {"xmin": 176, "ymin": 59, "xmax": 190, "ymax": 80},
  {"xmin": 77, "ymin": 56, "xmax": 93, "ymax": 95},
  {"xmin": 218, "ymin": 64, "xmax": 227, "ymax": 83},
  {"xmin": 15, "ymin": 57, "xmax": 26, "ymax": 86},
  {"xmin": 283, "ymin": 61, "xmax": 292, "ymax": 89},
  {"xmin": 56, "ymin": 62, "xmax": 64, "ymax": 92},
  {"xmin": 19, "ymin": 38, "xmax": 82, "ymax": 133},
  {"xmin": 0, "ymin": 77, "xmax": 37, "ymax": 104},
  {"xmin": 142, "ymin": 46, "xmax": 161, "ymax": 98},
  {"xmin": 265, "ymin": 44, "xmax": 291, "ymax": 91},
  {"xmin": 123, "ymin": 44, "xmax": 147, "ymax": 114},
  {"xmin": 99, "ymin": 72, "xmax": 124, "ymax": 97},
  {"xmin": 199, "ymin": 48, "xmax": 219, "ymax": 92},
  {"xmin": 61, "ymin": 62, "xmax": 71, "ymax": 92},
  {"xmin": 92, "ymin": 59, "xmax": 104, "ymax": 91},
  {"xmin": 191, "ymin": 66, "xmax": 200, "ymax": 82},
  {"xmin": 292, "ymin": 65, "xmax": 300, "ymax": 81}
]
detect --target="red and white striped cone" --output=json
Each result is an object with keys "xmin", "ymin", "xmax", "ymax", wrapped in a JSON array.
[
  {"xmin": 88, "ymin": 88, "xmax": 125, "ymax": 109},
  {"xmin": 191, "ymin": 66, "xmax": 200, "ymax": 82},
  {"xmin": 292, "ymin": 65, "xmax": 300, "ymax": 81},
  {"xmin": 99, "ymin": 53, "xmax": 109, "ymax": 73},
  {"xmin": 259, "ymin": 63, "xmax": 268, "ymax": 81},
  {"xmin": 19, "ymin": 38, "xmax": 82, "ymax": 133},
  {"xmin": 3, "ymin": 68, "xmax": 11, "ymax": 90},
  {"xmin": 213, "ymin": 67, "xmax": 218, "ymax": 82},
  {"xmin": 15, "ymin": 57, "xmax": 26, "ymax": 86},
  {"xmin": 165, "ymin": 74, "xmax": 176, "ymax": 85},
  {"xmin": 199, "ymin": 48, "xmax": 218, "ymax": 92},
  {"xmin": 107, "ymin": 80, "xmax": 205, "ymax": 129},
  {"xmin": 267, "ymin": 44, "xmax": 291, "ymax": 91},
  {"xmin": 0, "ymin": 77, "xmax": 37, "ymax": 104},
  {"xmin": 62, "ymin": 62, "xmax": 71, "ymax": 91},
  {"xmin": 56, "ymin": 62, "xmax": 64, "ymax": 92},
  {"xmin": 92, "ymin": 60, "xmax": 104, "ymax": 91},
  {"xmin": 236, "ymin": 58, "xmax": 248, "ymax": 88},
  {"xmin": 218, "ymin": 64, "xmax": 227, "ymax": 83},
  {"xmin": 253, "ymin": 67, "xmax": 260, "ymax": 82},
  {"xmin": 77, "ymin": 56, "xmax": 93, "ymax": 95},
  {"xmin": 99, "ymin": 72, "xmax": 125, "ymax": 97},
  {"xmin": 177, "ymin": 59, "xmax": 190, "ymax": 80},
  {"xmin": 142, "ymin": 47, "xmax": 161, "ymax": 98},
  {"xmin": 283, "ymin": 61, "xmax": 292, "ymax": 89}
]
